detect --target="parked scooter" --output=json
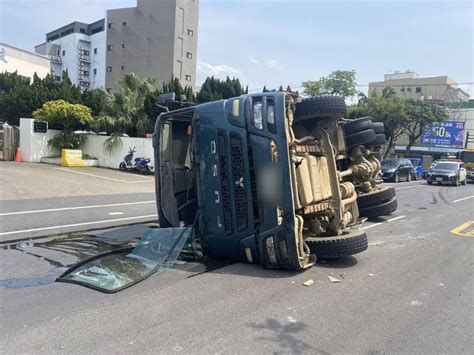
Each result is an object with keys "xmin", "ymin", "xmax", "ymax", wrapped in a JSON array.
[{"xmin": 119, "ymin": 147, "xmax": 154, "ymax": 174}]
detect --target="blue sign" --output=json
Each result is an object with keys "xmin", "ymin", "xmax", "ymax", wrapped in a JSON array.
[{"xmin": 421, "ymin": 121, "xmax": 464, "ymax": 148}]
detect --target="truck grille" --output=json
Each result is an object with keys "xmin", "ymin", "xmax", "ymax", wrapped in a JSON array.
[
  {"xmin": 231, "ymin": 135, "xmax": 247, "ymax": 231},
  {"xmin": 218, "ymin": 134, "xmax": 232, "ymax": 235}
]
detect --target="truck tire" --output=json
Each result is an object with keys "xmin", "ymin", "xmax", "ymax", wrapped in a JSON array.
[
  {"xmin": 366, "ymin": 133, "xmax": 386, "ymax": 147},
  {"xmin": 343, "ymin": 117, "xmax": 373, "ymax": 135},
  {"xmin": 357, "ymin": 186, "xmax": 396, "ymax": 208},
  {"xmin": 359, "ymin": 197, "xmax": 398, "ymax": 219},
  {"xmin": 294, "ymin": 96, "xmax": 346, "ymax": 121},
  {"xmin": 306, "ymin": 230, "xmax": 368, "ymax": 258},
  {"xmin": 345, "ymin": 129, "xmax": 376, "ymax": 149},
  {"xmin": 371, "ymin": 122, "xmax": 385, "ymax": 134}
]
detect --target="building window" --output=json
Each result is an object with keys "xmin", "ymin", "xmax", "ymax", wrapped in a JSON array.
[
  {"xmin": 62, "ymin": 50, "xmax": 65, "ymax": 56},
  {"xmin": 400, "ymin": 88, "xmax": 405, "ymax": 92},
  {"xmin": 57, "ymin": 49, "xmax": 60, "ymax": 56},
  {"xmin": 186, "ymin": 52, "xmax": 192, "ymax": 59},
  {"xmin": 83, "ymin": 70, "xmax": 89, "ymax": 77},
  {"xmin": 407, "ymin": 87, "xmax": 411, "ymax": 92},
  {"xmin": 54, "ymin": 75, "xmax": 61, "ymax": 81},
  {"xmin": 121, "ymin": 65, "xmax": 125, "ymax": 70},
  {"xmin": 122, "ymin": 43, "xmax": 126, "ymax": 48},
  {"xmin": 185, "ymin": 75, "xmax": 192, "ymax": 81},
  {"xmin": 107, "ymin": 45, "xmax": 113, "ymax": 51},
  {"xmin": 122, "ymin": 21, "xmax": 127, "ymax": 27},
  {"xmin": 94, "ymin": 48, "xmax": 97, "ymax": 54},
  {"xmin": 93, "ymin": 68, "xmax": 97, "ymax": 75},
  {"xmin": 416, "ymin": 87, "xmax": 422, "ymax": 93},
  {"xmin": 187, "ymin": 29, "xmax": 194, "ymax": 36},
  {"xmin": 107, "ymin": 66, "xmax": 112, "ymax": 72},
  {"xmin": 108, "ymin": 23, "xmax": 113, "ymax": 29},
  {"xmin": 80, "ymin": 28, "xmax": 86, "ymax": 34},
  {"xmin": 83, "ymin": 50, "xmax": 90, "ymax": 56}
]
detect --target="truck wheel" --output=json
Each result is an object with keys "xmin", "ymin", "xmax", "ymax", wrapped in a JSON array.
[
  {"xmin": 306, "ymin": 230, "xmax": 368, "ymax": 258},
  {"xmin": 366, "ymin": 133, "xmax": 386, "ymax": 147},
  {"xmin": 357, "ymin": 186, "xmax": 396, "ymax": 208},
  {"xmin": 371, "ymin": 122, "xmax": 385, "ymax": 134},
  {"xmin": 345, "ymin": 129, "xmax": 376, "ymax": 149},
  {"xmin": 343, "ymin": 117, "xmax": 373, "ymax": 135},
  {"xmin": 359, "ymin": 197, "xmax": 398, "ymax": 219},
  {"xmin": 294, "ymin": 96, "xmax": 346, "ymax": 122}
]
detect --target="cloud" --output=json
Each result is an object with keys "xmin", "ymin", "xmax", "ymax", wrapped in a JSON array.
[
  {"xmin": 248, "ymin": 57, "xmax": 283, "ymax": 71},
  {"xmin": 263, "ymin": 59, "xmax": 283, "ymax": 71},
  {"xmin": 197, "ymin": 60, "xmax": 242, "ymax": 80}
]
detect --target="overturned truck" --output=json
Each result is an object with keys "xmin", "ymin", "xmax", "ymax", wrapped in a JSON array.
[
  {"xmin": 58, "ymin": 93, "xmax": 398, "ymax": 293},
  {"xmin": 154, "ymin": 93, "xmax": 396, "ymax": 270}
]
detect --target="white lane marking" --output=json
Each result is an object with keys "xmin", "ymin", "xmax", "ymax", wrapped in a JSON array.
[
  {"xmin": 0, "ymin": 214, "xmax": 158, "ymax": 236},
  {"xmin": 108, "ymin": 212, "xmax": 124, "ymax": 215},
  {"xmin": 387, "ymin": 215, "xmax": 406, "ymax": 222},
  {"xmin": 362, "ymin": 223, "xmax": 383, "ymax": 230},
  {"xmin": 453, "ymin": 195, "xmax": 474, "ymax": 203},
  {"xmin": 56, "ymin": 168, "xmax": 154, "ymax": 184},
  {"xmin": 362, "ymin": 215, "xmax": 406, "ymax": 230},
  {"xmin": 0, "ymin": 201, "xmax": 155, "ymax": 217}
]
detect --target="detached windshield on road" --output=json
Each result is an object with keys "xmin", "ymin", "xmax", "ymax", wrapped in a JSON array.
[
  {"xmin": 57, "ymin": 227, "xmax": 192, "ymax": 293},
  {"xmin": 434, "ymin": 162, "xmax": 458, "ymax": 171}
]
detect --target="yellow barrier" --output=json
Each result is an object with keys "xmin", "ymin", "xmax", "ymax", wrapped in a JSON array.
[{"xmin": 61, "ymin": 149, "xmax": 86, "ymax": 167}]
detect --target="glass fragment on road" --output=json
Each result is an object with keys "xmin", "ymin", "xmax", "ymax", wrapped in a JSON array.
[{"xmin": 56, "ymin": 227, "xmax": 192, "ymax": 293}]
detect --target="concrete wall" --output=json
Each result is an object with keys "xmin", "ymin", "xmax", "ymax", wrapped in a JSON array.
[
  {"xmin": 105, "ymin": 0, "xmax": 199, "ymax": 91},
  {"xmin": 0, "ymin": 43, "xmax": 51, "ymax": 80},
  {"xmin": 81, "ymin": 134, "xmax": 154, "ymax": 169},
  {"xmin": 19, "ymin": 118, "xmax": 153, "ymax": 168},
  {"xmin": 19, "ymin": 119, "xmax": 61, "ymax": 162}
]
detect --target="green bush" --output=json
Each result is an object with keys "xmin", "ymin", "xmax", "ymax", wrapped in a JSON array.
[{"xmin": 48, "ymin": 132, "xmax": 86, "ymax": 150}]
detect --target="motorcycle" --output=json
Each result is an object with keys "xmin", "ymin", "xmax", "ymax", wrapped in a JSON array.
[{"xmin": 119, "ymin": 147, "xmax": 154, "ymax": 174}]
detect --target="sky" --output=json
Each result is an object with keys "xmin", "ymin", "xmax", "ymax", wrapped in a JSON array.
[{"xmin": 1, "ymin": 0, "xmax": 473, "ymax": 99}]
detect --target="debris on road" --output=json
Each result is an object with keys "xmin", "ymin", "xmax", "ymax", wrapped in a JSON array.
[
  {"xmin": 303, "ymin": 279, "xmax": 314, "ymax": 287},
  {"xmin": 328, "ymin": 276, "xmax": 341, "ymax": 283}
]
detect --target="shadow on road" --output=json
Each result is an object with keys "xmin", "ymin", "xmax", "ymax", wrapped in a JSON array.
[{"xmin": 248, "ymin": 318, "xmax": 330, "ymax": 354}]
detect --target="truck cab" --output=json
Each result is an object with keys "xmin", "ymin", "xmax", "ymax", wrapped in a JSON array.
[{"xmin": 154, "ymin": 92, "xmax": 367, "ymax": 270}]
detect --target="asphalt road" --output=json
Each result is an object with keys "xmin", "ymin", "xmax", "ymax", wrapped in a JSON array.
[
  {"xmin": 0, "ymin": 162, "xmax": 157, "ymax": 240},
  {"xmin": 1, "ymin": 180, "xmax": 473, "ymax": 354}
]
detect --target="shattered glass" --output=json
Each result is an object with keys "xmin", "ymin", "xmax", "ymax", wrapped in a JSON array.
[{"xmin": 57, "ymin": 227, "xmax": 192, "ymax": 293}]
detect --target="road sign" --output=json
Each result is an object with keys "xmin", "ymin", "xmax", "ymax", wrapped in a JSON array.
[{"xmin": 421, "ymin": 121, "xmax": 464, "ymax": 148}]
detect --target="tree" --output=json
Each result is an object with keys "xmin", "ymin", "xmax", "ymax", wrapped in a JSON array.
[
  {"xmin": 33, "ymin": 99, "xmax": 93, "ymax": 133},
  {"xmin": 196, "ymin": 76, "xmax": 245, "ymax": 103},
  {"xmin": 0, "ymin": 71, "xmax": 93, "ymax": 126},
  {"xmin": 96, "ymin": 73, "xmax": 155, "ymax": 137},
  {"xmin": 33, "ymin": 100, "xmax": 93, "ymax": 150},
  {"xmin": 403, "ymin": 99, "xmax": 448, "ymax": 153},
  {"xmin": 347, "ymin": 87, "xmax": 407, "ymax": 157},
  {"xmin": 302, "ymin": 70, "xmax": 357, "ymax": 98}
]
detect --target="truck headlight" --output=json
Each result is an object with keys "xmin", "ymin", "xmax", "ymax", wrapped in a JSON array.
[
  {"xmin": 253, "ymin": 101, "xmax": 263, "ymax": 130},
  {"xmin": 265, "ymin": 236, "xmax": 277, "ymax": 265}
]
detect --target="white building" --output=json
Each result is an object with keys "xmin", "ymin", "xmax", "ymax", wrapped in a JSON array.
[
  {"xmin": 0, "ymin": 42, "xmax": 51, "ymax": 80},
  {"xmin": 35, "ymin": 20, "xmax": 106, "ymax": 90}
]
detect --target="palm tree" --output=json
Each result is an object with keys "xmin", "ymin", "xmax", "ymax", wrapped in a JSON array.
[{"xmin": 96, "ymin": 73, "xmax": 155, "ymax": 152}]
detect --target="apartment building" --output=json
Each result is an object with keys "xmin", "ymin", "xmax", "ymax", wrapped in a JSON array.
[
  {"xmin": 35, "ymin": 0, "xmax": 199, "ymax": 92},
  {"xmin": 368, "ymin": 71, "xmax": 469, "ymax": 104}
]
